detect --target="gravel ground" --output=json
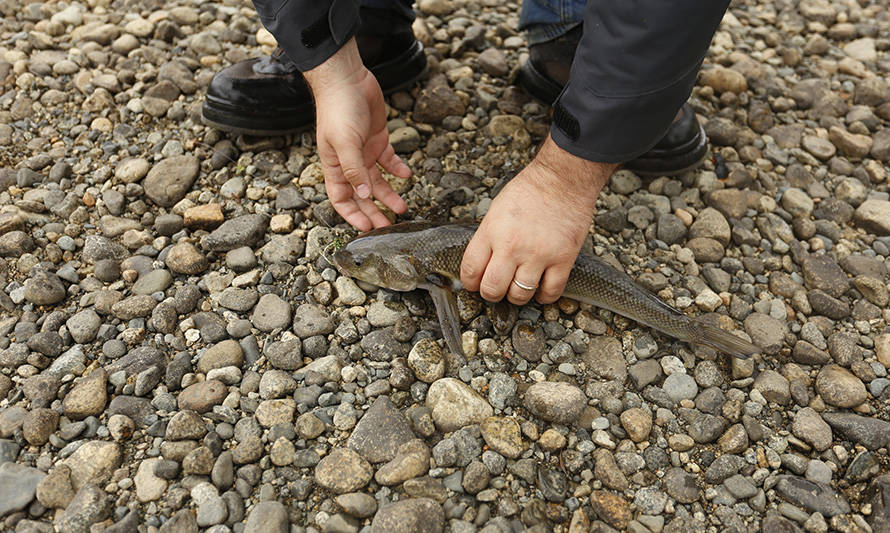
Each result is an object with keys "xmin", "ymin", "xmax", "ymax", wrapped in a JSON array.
[{"xmin": 2, "ymin": 0, "xmax": 890, "ymax": 532}]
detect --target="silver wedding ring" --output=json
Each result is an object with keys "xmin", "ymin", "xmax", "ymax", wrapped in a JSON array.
[{"xmin": 513, "ymin": 279, "xmax": 536, "ymax": 291}]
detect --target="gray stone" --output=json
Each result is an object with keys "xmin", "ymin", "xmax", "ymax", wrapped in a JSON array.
[
  {"xmin": 821, "ymin": 412, "xmax": 890, "ymax": 450},
  {"xmin": 855, "ymin": 200, "xmax": 890, "ymax": 235},
  {"xmin": 293, "ymin": 304, "xmax": 334, "ymax": 338},
  {"xmin": 24, "ymin": 271, "xmax": 66, "ymax": 305},
  {"xmin": 201, "ymin": 214, "xmax": 268, "ymax": 251},
  {"xmin": 106, "ymin": 346, "xmax": 166, "ymax": 377},
  {"xmin": 775, "ymin": 476, "xmax": 850, "ymax": 516},
  {"xmin": 815, "ymin": 364, "xmax": 866, "ymax": 408},
  {"xmin": 315, "ymin": 447, "xmax": 373, "ymax": 493},
  {"xmin": 662, "ymin": 467, "xmax": 700, "ymax": 503},
  {"xmin": 348, "ymin": 396, "xmax": 414, "ymax": 463},
  {"xmin": 62, "ymin": 369, "xmax": 108, "ymax": 420},
  {"xmin": 426, "ymin": 378, "xmax": 493, "ymax": 432},
  {"xmin": 0, "ymin": 462, "xmax": 45, "ymax": 516},
  {"xmin": 336, "ymin": 492, "xmax": 378, "ymax": 518},
  {"xmin": 370, "ymin": 498, "xmax": 444, "ymax": 533},
  {"xmin": 663, "ymin": 373, "xmax": 698, "ymax": 402},
  {"xmin": 144, "ymin": 155, "xmax": 199, "ymax": 207},
  {"xmin": 56, "ymin": 484, "xmax": 110, "ymax": 533},
  {"xmin": 66, "ymin": 309, "xmax": 102, "ymax": 344},
  {"xmin": 251, "ymin": 294, "xmax": 291, "ymax": 332},
  {"xmin": 198, "ymin": 339, "xmax": 243, "ymax": 374},
  {"xmin": 244, "ymin": 501, "xmax": 288, "ymax": 533},
  {"xmin": 264, "ymin": 338, "xmax": 303, "ymax": 370},
  {"xmin": 132, "ymin": 270, "xmax": 173, "ymax": 295},
  {"xmin": 802, "ymin": 255, "xmax": 849, "ymax": 298},
  {"xmin": 63, "ymin": 441, "xmax": 122, "ymax": 490},
  {"xmin": 792, "ymin": 407, "xmax": 832, "ymax": 451},
  {"xmin": 523, "ymin": 381, "xmax": 586, "ymax": 425},
  {"xmin": 744, "ymin": 313, "xmax": 785, "ymax": 354}
]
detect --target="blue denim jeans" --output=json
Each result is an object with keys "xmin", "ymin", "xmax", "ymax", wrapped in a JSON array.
[
  {"xmin": 518, "ymin": 0, "xmax": 585, "ymax": 46},
  {"xmin": 362, "ymin": 0, "xmax": 584, "ymax": 46}
]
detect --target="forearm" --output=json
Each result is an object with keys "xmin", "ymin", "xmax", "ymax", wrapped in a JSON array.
[
  {"xmin": 304, "ymin": 38, "xmax": 365, "ymax": 93},
  {"xmin": 530, "ymin": 136, "xmax": 618, "ymax": 212}
]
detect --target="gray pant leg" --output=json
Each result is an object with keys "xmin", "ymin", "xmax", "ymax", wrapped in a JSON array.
[{"xmin": 552, "ymin": 0, "xmax": 730, "ymax": 163}]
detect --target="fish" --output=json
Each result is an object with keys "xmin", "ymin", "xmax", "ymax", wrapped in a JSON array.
[{"xmin": 331, "ymin": 221, "xmax": 759, "ymax": 359}]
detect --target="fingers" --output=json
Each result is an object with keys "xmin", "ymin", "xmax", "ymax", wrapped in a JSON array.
[
  {"xmin": 478, "ymin": 252, "xmax": 516, "ymax": 303},
  {"xmin": 378, "ymin": 143, "xmax": 412, "ymax": 178},
  {"xmin": 369, "ymin": 167, "xmax": 408, "ymax": 214},
  {"xmin": 507, "ymin": 265, "xmax": 543, "ymax": 306},
  {"xmin": 536, "ymin": 263, "xmax": 572, "ymax": 304},
  {"xmin": 333, "ymin": 139, "xmax": 372, "ymax": 199},
  {"xmin": 461, "ymin": 233, "xmax": 491, "ymax": 292},
  {"xmin": 325, "ymin": 179, "xmax": 373, "ymax": 231}
]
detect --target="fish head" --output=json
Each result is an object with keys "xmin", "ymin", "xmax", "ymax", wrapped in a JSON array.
[{"xmin": 332, "ymin": 234, "xmax": 421, "ymax": 292}]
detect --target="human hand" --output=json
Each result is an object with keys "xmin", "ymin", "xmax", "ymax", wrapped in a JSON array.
[
  {"xmin": 461, "ymin": 135, "xmax": 618, "ymax": 305},
  {"xmin": 304, "ymin": 38, "xmax": 409, "ymax": 231}
]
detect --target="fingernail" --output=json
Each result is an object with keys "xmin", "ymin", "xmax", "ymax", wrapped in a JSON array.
[{"xmin": 356, "ymin": 184, "xmax": 370, "ymax": 199}]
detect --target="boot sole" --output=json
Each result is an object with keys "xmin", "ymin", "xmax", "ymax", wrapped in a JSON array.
[{"xmin": 202, "ymin": 41, "xmax": 427, "ymax": 136}]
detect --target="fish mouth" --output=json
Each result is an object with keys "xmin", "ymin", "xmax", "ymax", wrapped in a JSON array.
[{"xmin": 323, "ymin": 243, "xmax": 351, "ymax": 277}]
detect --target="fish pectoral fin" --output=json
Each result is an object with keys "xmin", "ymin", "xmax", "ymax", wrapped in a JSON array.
[{"xmin": 427, "ymin": 285, "xmax": 465, "ymax": 358}]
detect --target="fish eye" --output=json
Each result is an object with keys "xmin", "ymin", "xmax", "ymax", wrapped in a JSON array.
[{"xmin": 353, "ymin": 256, "xmax": 364, "ymax": 267}]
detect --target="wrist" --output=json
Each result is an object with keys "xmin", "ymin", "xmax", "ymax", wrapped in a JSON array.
[
  {"xmin": 304, "ymin": 38, "xmax": 365, "ymax": 93},
  {"xmin": 530, "ymin": 135, "xmax": 618, "ymax": 210}
]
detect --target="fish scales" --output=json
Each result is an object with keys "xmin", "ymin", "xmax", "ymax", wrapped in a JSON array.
[{"xmin": 332, "ymin": 222, "xmax": 759, "ymax": 358}]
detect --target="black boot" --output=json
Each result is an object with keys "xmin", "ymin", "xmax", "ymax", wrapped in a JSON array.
[
  {"xmin": 517, "ymin": 26, "xmax": 708, "ymax": 176},
  {"xmin": 202, "ymin": 7, "xmax": 427, "ymax": 136}
]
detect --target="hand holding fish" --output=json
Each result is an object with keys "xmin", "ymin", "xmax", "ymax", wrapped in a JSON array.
[{"xmin": 461, "ymin": 135, "xmax": 618, "ymax": 306}]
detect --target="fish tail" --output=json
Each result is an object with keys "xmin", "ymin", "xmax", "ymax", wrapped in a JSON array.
[{"xmin": 689, "ymin": 317, "xmax": 759, "ymax": 359}]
